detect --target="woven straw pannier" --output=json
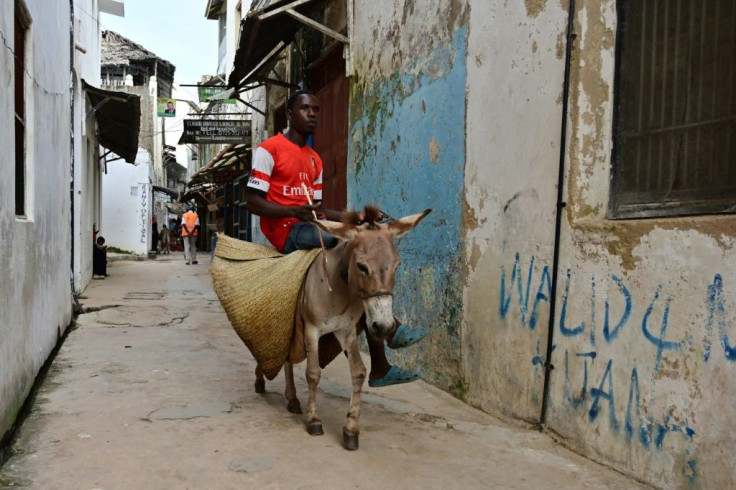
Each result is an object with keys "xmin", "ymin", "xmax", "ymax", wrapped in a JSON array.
[{"xmin": 210, "ymin": 234, "xmax": 320, "ymax": 380}]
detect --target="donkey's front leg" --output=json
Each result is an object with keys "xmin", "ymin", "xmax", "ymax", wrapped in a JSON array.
[
  {"xmin": 337, "ymin": 330, "xmax": 366, "ymax": 450},
  {"xmin": 304, "ymin": 327, "xmax": 324, "ymax": 436}
]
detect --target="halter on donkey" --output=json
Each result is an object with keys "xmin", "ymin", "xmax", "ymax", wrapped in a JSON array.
[{"xmin": 254, "ymin": 206, "xmax": 431, "ymax": 450}]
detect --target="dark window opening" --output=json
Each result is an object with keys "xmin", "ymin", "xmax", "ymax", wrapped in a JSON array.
[
  {"xmin": 611, "ymin": 0, "xmax": 736, "ymax": 218},
  {"xmin": 14, "ymin": 2, "xmax": 29, "ymax": 216}
]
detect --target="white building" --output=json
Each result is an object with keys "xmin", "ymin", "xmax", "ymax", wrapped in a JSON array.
[{"xmin": 1, "ymin": 0, "xmax": 136, "ymax": 442}]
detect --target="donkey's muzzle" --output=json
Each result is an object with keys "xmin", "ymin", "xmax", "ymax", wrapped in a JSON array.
[{"xmin": 363, "ymin": 294, "xmax": 394, "ymax": 339}]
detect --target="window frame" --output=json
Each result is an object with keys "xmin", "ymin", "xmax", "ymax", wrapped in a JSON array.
[{"xmin": 608, "ymin": 0, "xmax": 736, "ymax": 219}]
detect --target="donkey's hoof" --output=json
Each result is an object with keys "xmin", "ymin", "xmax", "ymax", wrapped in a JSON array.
[
  {"xmin": 342, "ymin": 428, "xmax": 359, "ymax": 450},
  {"xmin": 287, "ymin": 400, "xmax": 302, "ymax": 414},
  {"xmin": 254, "ymin": 379, "xmax": 265, "ymax": 393},
  {"xmin": 307, "ymin": 422, "xmax": 324, "ymax": 436}
]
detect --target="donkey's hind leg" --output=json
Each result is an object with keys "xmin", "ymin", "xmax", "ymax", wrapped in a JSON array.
[
  {"xmin": 254, "ymin": 364, "xmax": 266, "ymax": 393},
  {"xmin": 284, "ymin": 362, "xmax": 302, "ymax": 414}
]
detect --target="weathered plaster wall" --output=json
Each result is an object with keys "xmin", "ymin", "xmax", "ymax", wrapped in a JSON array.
[
  {"xmin": 0, "ymin": 1, "xmax": 74, "ymax": 437},
  {"xmin": 349, "ymin": 0, "xmax": 735, "ymax": 488},
  {"xmin": 545, "ymin": 2, "xmax": 736, "ymax": 488},
  {"xmin": 463, "ymin": 0, "xmax": 568, "ymax": 422},
  {"xmin": 349, "ymin": 0, "xmax": 469, "ymax": 390}
]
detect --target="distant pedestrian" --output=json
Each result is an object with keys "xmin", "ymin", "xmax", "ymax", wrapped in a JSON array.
[
  {"xmin": 93, "ymin": 236, "xmax": 108, "ymax": 279},
  {"xmin": 181, "ymin": 205, "xmax": 200, "ymax": 265},
  {"xmin": 151, "ymin": 216, "xmax": 159, "ymax": 254},
  {"xmin": 160, "ymin": 224, "xmax": 171, "ymax": 254}
]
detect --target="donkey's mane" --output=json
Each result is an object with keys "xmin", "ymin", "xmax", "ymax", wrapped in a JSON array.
[{"xmin": 343, "ymin": 205, "xmax": 383, "ymax": 230}]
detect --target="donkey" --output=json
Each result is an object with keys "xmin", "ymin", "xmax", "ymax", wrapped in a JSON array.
[{"xmin": 254, "ymin": 206, "xmax": 431, "ymax": 450}]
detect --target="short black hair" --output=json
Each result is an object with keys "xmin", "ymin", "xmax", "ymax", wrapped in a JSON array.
[
  {"xmin": 286, "ymin": 89, "xmax": 315, "ymax": 110},
  {"xmin": 96, "ymin": 236, "xmax": 105, "ymax": 245}
]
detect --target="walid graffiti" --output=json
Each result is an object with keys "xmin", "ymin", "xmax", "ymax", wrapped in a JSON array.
[{"xmin": 499, "ymin": 252, "xmax": 735, "ymax": 482}]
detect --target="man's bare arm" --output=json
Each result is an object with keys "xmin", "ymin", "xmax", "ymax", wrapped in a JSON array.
[{"xmin": 246, "ymin": 190, "xmax": 343, "ymax": 222}]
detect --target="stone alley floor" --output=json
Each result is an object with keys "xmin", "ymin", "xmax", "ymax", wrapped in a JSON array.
[{"xmin": 0, "ymin": 251, "xmax": 649, "ymax": 490}]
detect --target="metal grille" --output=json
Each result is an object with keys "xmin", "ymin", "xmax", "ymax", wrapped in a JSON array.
[{"xmin": 611, "ymin": 0, "xmax": 736, "ymax": 218}]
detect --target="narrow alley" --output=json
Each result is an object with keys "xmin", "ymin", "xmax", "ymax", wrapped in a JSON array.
[{"xmin": 0, "ymin": 253, "xmax": 647, "ymax": 489}]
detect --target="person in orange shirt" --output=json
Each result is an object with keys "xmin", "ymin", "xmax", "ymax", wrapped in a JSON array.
[{"xmin": 181, "ymin": 205, "xmax": 200, "ymax": 265}]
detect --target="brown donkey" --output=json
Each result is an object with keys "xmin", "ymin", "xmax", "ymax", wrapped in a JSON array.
[{"xmin": 254, "ymin": 206, "xmax": 431, "ymax": 450}]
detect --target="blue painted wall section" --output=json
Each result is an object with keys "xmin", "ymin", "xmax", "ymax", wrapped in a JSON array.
[{"xmin": 348, "ymin": 27, "xmax": 468, "ymax": 387}]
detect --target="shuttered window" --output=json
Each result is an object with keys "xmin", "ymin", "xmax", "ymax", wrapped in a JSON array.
[{"xmin": 610, "ymin": 0, "xmax": 736, "ymax": 218}]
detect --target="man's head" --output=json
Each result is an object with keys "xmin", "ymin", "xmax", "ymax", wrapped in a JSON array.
[
  {"xmin": 96, "ymin": 236, "xmax": 105, "ymax": 246},
  {"xmin": 166, "ymin": 101, "xmax": 174, "ymax": 110},
  {"xmin": 188, "ymin": 205, "xmax": 195, "ymax": 212},
  {"xmin": 286, "ymin": 90, "xmax": 319, "ymax": 136}
]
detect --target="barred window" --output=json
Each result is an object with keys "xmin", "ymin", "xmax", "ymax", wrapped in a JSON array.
[{"xmin": 610, "ymin": 0, "xmax": 736, "ymax": 218}]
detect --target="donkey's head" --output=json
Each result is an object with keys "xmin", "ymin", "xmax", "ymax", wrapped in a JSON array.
[{"xmin": 313, "ymin": 206, "xmax": 431, "ymax": 339}]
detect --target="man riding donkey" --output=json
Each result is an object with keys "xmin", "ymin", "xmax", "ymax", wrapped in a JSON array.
[{"xmin": 246, "ymin": 89, "xmax": 427, "ymax": 387}]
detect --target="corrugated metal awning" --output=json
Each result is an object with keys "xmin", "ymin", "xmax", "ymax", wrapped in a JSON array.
[{"xmin": 82, "ymin": 80, "xmax": 141, "ymax": 164}]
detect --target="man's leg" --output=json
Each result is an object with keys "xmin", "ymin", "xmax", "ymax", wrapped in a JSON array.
[
  {"xmin": 190, "ymin": 235, "xmax": 198, "ymax": 263},
  {"xmin": 183, "ymin": 235, "xmax": 191, "ymax": 264},
  {"xmin": 282, "ymin": 221, "xmax": 338, "ymax": 253},
  {"xmin": 360, "ymin": 316, "xmax": 422, "ymax": 387}
]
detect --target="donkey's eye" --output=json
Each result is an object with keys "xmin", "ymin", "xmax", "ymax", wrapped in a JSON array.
[{"xmin": 357, "ymin": 263, "xmax": 369, "ymax": 275}]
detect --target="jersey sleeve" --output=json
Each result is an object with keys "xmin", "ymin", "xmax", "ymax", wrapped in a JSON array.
[{"xmin": 247, "ymin": 146, "xmax": 275, "ymax": 193}]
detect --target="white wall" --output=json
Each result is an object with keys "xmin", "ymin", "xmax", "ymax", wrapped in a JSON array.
[
  {"xmin": 0, "ymin": 0, "xmax": 74, "ymax": 436},
  {"xmin": 72, "ymin": 0, "xmax": 104, "ymax": 292},
  {"xmin": 101, "ymin": 148, "xmax": 154, "ymax": 255}
]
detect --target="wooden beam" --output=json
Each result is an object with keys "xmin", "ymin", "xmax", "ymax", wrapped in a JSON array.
[
  {"xmin": 284, "ymin": 8, "xmax": 349, "ymax": 44},
  {"xmin": 254, "ymin": 0, "xmax": 313, "ymax": 20}
]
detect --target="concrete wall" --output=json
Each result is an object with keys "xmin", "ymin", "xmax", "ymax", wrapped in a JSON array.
[
  {"xmin": 101, "ymin": 148, "xmax": 154, "ymax": 255},
  {"xmin": 349, "ymin": 0, "xmax": 736, "ymax": 488},
  {"xmin": 0, "ymin": 1, "xmax": 74, "ymax": 436}
]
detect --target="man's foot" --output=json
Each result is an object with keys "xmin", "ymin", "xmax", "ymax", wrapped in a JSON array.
[
  {"xmin": 368, "ymin": 365, "xmax": 421, "ymax": 388},
  {"xmin": 387, "ymin": 324, "xmax": 427, "ymax": 349}
]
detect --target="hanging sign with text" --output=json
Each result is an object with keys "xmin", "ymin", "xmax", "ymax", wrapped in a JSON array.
[{"xmin": 180, "ymin": 119, "xmax": 251, "ymax": 144}]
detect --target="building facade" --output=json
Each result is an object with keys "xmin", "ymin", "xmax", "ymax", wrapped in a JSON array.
[{"xmin": 231, "ymin": 1, "xmax": 735, "ymax": 488}]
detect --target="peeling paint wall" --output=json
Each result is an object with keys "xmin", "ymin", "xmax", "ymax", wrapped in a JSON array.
[
  {"xmin": 0, "ymin": 1, "xmax": 74, "ymax": 437},
  {"xmin": 350, "ymin": 0, "xmax": 469, "ymax": 391},
  {"xmin": 463, "ymin": 0, "xmax": 568, "ymax": 423},
  {"xmin": 350, "ymin": 0, "xmax": 735, "ymax": 488},
  {"xmin": 547, "ymin": 2, "xmax": 736, "ymax": 488}
]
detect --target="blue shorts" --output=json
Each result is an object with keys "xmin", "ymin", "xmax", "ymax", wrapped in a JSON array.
[{"xmin": 282, "ymin": 221, "xmax": 338, "ymax": 254}]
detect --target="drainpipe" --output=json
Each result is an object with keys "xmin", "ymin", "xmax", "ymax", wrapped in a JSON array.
[{"xmin": 539, "ymin": 0, "xmax": 576, "ymax": 430}]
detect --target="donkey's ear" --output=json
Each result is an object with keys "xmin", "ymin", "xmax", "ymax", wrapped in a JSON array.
[
  {"xmin": 388, "ymin": 209, "xmax": 432, "ymax": 238},
  {"xmin": 312, "ymin": 220, "xmax": 360, "ymax": 241}
]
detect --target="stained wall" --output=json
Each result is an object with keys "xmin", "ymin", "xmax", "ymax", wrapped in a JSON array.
[
  {"xmin": 0, "ymin": 1, "xmax": 74, "ymax": 436},
  {"xmin": 349, "ymin": 0, "xmax": 735, "ymax": 488}
]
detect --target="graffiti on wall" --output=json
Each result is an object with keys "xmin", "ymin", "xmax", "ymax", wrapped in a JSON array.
[{"xmin": 500, "ymin": 253, "xmax": 734, "ymax": 483}]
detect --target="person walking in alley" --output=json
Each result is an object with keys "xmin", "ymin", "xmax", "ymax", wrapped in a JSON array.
[
  {"xmin": 151, "ymin": 216, "xmax": 159, "ymax": 254},
  {"xmin": 181, "ymin": 205, "xmax": 200, "ymax": 265},
  {"xmin": 245, "ymin": 89, "xmax": 427, "ymax": 387},
  {"xmin": 160, "ymin": 223, "xmax": 171, "ymax": 254}
]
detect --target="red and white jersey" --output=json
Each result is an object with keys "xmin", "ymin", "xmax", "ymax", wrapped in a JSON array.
[{"xmin": 247, "ymin": 132, "xmax": 323, "ymax": 251}]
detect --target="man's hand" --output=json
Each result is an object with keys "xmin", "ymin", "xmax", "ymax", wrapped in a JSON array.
[{"xmin": 295, "ymin": 203, "xmax": 322, "ymax": 222}]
